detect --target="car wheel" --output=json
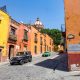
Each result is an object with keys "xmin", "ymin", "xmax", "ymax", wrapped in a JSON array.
[
  {"xmin": 28, "ymin": 58, "xmax": 32, "ymax": 62},
  {"xmin": 10, "ymin": 63, "xmax": 14, "ymax": 65},
  {"xmin": 25, "ymin": 59, "xmax": 28, "ymax": 63},
  {"xmin": 20, "ymin": 60, "xmax": 24, "ymax": 65}
]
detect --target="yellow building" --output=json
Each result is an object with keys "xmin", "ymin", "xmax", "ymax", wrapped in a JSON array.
[{"xmin": 0, "ymin": 7, "xmax": 10, "ymax": 62}]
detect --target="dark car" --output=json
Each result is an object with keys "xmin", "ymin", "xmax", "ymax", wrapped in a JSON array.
[{"xmin": 10, "ymin": 51, "xmax": 32, "ymax": 65}]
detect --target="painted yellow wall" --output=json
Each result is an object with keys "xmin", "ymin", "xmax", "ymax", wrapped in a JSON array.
[{"xmin": 0, "ymin": 10, "xmax": 10, "ymax": 57}]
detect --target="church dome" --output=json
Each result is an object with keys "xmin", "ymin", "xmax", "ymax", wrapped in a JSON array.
[
  {"xmin": 35, "ymin": 18, "xmax": 42, "ymax": 25},
  {"xmin": 34, "ymin": 18, "xmax": 44, "ymax": 29}
]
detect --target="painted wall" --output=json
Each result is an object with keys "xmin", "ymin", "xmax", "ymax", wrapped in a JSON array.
[
  {"xmin": 17, "ymin": 23, "xmax": 31, "ymax": 52},
  {"xmin": 7, "ymin": 19, "xmax": 19, "ymax": 58},
  {"xmin": 30, "ymin": 26, "xmax": 54, "ymax": 56},
  {"xmin": 64, "ymin": 0, "xmax": 80, "ymax": 70},
  {"xmin": 0, "ymin": 10, "xmax": 10, "ymax": 62}
]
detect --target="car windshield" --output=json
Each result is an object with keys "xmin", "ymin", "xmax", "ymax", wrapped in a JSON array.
[{"xmin": 16, "ymin": 52, "xmax": 24, "ymax": 56}]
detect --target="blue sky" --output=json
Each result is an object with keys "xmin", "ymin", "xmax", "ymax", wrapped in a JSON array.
[{"xmin": 0, "ymin": 0, "xmax": 64, "ymax": 29}]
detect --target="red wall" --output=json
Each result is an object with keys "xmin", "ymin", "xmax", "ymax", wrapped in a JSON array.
[{"xmin": 17, "ymin": 23, "xmax": 31, "ymax": 51}]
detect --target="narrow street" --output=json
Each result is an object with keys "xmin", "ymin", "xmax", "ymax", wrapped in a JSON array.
[{"xmin": 0, "ymin": 53, "xmax": 80, "ymax": 80}]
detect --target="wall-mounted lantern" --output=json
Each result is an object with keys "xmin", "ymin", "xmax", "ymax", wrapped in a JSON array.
[{"xmin": 67, "ymin": 34, "xmax": 75, "ymax": 41}]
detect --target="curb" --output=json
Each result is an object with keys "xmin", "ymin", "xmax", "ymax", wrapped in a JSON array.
[
  {"xmin": 0, "ymin": 61, "xmax": 9, "ymax": 66},
  {"xmin": 55, "ymin": 70, "xmax": 80, "ymax": 76}
]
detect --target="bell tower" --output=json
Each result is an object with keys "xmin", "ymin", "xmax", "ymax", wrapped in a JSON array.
[{"xmin": 34, "ymin": 18, "xmax": 44, "ymax": 31}]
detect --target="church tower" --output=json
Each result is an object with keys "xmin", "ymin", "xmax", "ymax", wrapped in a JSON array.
[{"xmin": 34, "ymin": 18, "xmax": 44, "ymax": 31}]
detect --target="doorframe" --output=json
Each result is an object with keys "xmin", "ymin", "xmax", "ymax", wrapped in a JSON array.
[
  {"xmin": 8, "ymin": 45, "xmax": 14, "ymax": 59},
  {"xmin": 0, "ymin": 48, "xmax": 2, "ymax": 62}
]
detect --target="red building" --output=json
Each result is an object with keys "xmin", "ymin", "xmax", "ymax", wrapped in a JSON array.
[
  {"xmin": 17, "ymin": 23, "xmax": 31, "ymax": 52},
  {"xmin": 7, "ymin": 20, "xmax": 31, "ymax": 59},
  {"xmin": 64, "ymin": 0, "xmax": 80, "ymax": 71}
]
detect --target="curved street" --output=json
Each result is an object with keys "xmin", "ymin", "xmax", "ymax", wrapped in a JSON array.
[{"xmin": 0, "ymin": 53, "xmax": 80, "ymax": 80}]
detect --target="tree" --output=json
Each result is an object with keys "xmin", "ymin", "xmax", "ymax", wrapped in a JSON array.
[{"xmin": 40, "ymin": 29, "xmax": 62, "ymax": 45}]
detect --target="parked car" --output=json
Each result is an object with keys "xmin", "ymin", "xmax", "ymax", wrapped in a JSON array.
[
  {"xmin": 42, "ymin": 51, "xmax": 51, "ymax": 57},
  {"xmin": 10, "ymin": 51, "xmax": 32, "ymax": 65},
  {"xmin": 58, "ymin": 50, "xmax": 64, "ymax": 54}
]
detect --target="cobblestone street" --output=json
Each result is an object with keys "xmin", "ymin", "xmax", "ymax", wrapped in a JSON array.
[{"xmin": 0, "ymin": 53, "xmax": 80, "ymax": 80}]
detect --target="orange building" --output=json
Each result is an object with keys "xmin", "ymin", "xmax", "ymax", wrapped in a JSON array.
[
  {"xmin": 7, "ymin": 18, "xmax": 54, "ymax": 57},
  {"xmin": 28, "ymin": 18, "xmax": 54, "ymax": 56},
  {"xmin": 29, "ymin": 26, "xmax": 54, "ymax": 56},
  {"xmin": 64, "ymin": 0, "xmax": 80, "ymax": 70}
]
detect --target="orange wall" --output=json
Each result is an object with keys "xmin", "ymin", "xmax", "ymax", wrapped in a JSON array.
[
  {"xmin": 30, "ymin": 26, "xmax": 54, "ymax": 56},
  {"xmin": 64, "ymin": 0, "xmax": 80, "ymax": 70},
  {"xmin": 65, "ymin": 0, "xmax": 80, "ymax": 45}
]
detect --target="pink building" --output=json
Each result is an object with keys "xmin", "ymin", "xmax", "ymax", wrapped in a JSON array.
[
  {"xmin": 17, "ymin": 23, "xmax": 31, "ymax": 52},
  {"xmin": 8, "ymin": 19, "xmax": 31, "ymax": 59},
  {"xmin": 7, "ymin": 18, "xmax": 20, "ymax": 59}
]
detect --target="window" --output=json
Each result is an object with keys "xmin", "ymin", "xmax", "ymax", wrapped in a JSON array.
[
  {"xmin": 49, "ymin": 47, "xmax": 51, "ymax": 52},
  {"xmin": 24, "ymin": 45, "xmax": 27, "ymax": 51},
  {"xmin": 40, "ymin": 37, "xmax": 43, "ymax": 45},
  {"xmin": 0, "ymin": 49, "xmax": 2, "ymax": 54},
  {"xmin": 23, "ymin": 30, "xmax": 28, "ymax": 41},
  {"xmin": 10, "ymin": 26, "xmax": 16, "ymax": 35},
  {"xmin": 24, "ymin": 30, "xmax": 28, "ymax": 35},
  {"xmin": 11, "ymin": 28, "xmax": 15, "ymax": 35},
  {"xmin": 34, "ymin": 33, "xmax": 38, "ymax": 43},
  {"xmin": 52, "ymin": 41, "xmax": 53, "ymax": 45},
  {"xmin": 9, "ymin": 26, "xmax": 17, "ymax": 41},
  {"xmin": 50, "ymin": 39, "xmax": 51, "ymax": 45},
  {"xmin": 52, "ymin": 48, "xmax": 54, "ymax": 51},
  {"xmin": 34, "ymin": 45, "xmax": 37, "ymax": 54},
  {"xmin": 40, "ymin": 37, "xmax": 42, "ymax": 41},
  {"xmin": 47, "ymin": 46, "xmax": 48, "ymax": 51},
  {"xmin": 0, "ymin": 20, "xmax": 1, "ymax": 24},
  {"xmin": 40, "ymin": 45, "xmax": 42, "ymax": 53},
  {"xmin": 44, "ymin": 39, "xmax": 46, "ymax": 45},
  {"xmin": 45, "ymin": 45, "xmax": 46, "ymax": 52}
]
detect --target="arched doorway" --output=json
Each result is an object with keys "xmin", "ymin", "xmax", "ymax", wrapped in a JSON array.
[
  {"xmin": 0, "ymin": 49, "xmax": 2, "ymax": 61},
  {"xmin": 8, "ymin": 45, "xmax": 14, "ymax": 59}
]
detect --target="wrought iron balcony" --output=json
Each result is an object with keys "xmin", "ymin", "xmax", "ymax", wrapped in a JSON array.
[{"xmin": 8, "ymin": 33, "xmax": 17, "ymax": 41}]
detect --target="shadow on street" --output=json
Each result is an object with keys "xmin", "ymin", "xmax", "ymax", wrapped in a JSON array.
[{"xmin": 35, "ymin": 54, "xmax": 68, "ymax": 71}]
